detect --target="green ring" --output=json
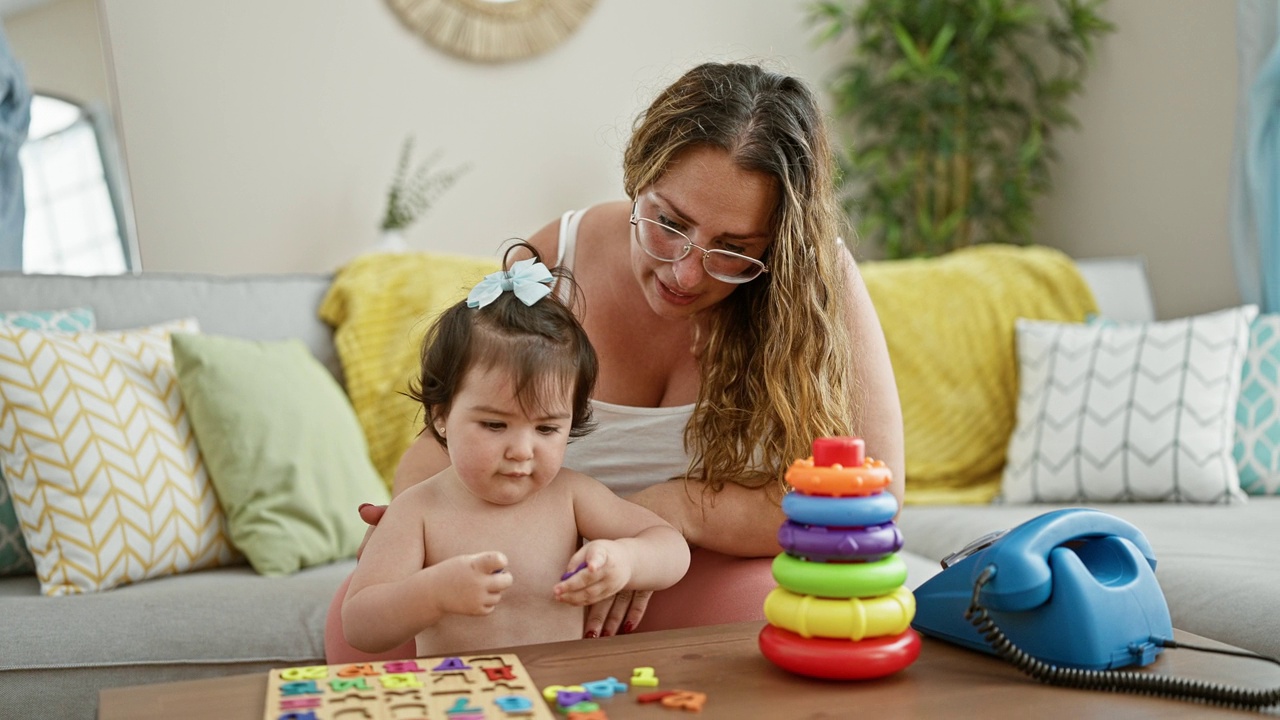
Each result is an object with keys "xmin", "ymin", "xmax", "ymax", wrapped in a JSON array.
[{"xmin": 771, "ymin": 552, "xmax": 907, "ymax": 599}]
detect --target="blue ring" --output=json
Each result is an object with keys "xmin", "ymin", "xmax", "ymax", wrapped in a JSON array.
[{"xmin": 782, "ymin": 491, "xmax": 897, "ymax": 527}]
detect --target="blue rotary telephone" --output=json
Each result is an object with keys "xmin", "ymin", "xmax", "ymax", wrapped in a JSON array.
[
  {"xmin": 911, "ymin": 508, "xmax": 1280, "ymax": 708},
  {"xmin": 912, "ymin": 507, "xmax": 1171, "ymax": 670}
]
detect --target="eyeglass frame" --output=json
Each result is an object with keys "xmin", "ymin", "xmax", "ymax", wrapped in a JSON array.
[{"xmin": 628, "ymin": 201, "xmax": 770, "ymax": 285}]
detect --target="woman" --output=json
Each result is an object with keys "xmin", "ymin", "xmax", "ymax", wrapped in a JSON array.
[{"xmin": 325, "ymin": 61, "xmax": 903, "ymax": 662}]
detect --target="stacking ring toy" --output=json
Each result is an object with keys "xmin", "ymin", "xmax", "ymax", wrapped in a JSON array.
[
  {"xmin": 758, "ymin": 625, "xmax": 921, "ymax": 680},
  {"xmin": 782, "ymin": 491, "xmax": 898, "ymax": 527},
  {"xmin": 771, "ymin": 552, "xmax": 907, "ymax": 599},
  {"xmin": 764, "ymin": 585, "xmax": 916, "ymax": 640},
  {"xmin": 777, "ymin": 521, "xmax": 903, "ymax": 562},
  {"xmin": 785, "ymin": 457, "xmax": 892, "ymax": 497}
]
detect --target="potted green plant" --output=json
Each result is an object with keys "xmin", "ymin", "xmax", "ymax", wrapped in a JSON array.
[
  {"xmin": 809, "ymin": 0, "xmax": 1114, "ymax": 258},
  {"xmin": 374, "ymin": 136, "xmax": 469, "ymax": 252}
]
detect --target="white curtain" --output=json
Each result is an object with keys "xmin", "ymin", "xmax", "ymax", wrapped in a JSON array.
[{"xmin": 1231, "ymin": 0, "xmax": 1280, "ymax": 312}]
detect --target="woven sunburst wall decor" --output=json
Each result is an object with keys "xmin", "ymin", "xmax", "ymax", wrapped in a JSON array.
[{"xmin": 386, "ymin": 0, "xmax": 599, "ymax": 63}]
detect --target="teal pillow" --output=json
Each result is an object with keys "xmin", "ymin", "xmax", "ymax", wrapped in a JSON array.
[
  {"xmin": 0, "ymin": 307, "xmax": 96, "ymax": 576},
  {"xmin": 1236, "ymin": 314, "xmax": 1280, "ymax": 495},
  {"xmin": 171, "ymin": 333, "xmax": 389, "ymax": 575}
]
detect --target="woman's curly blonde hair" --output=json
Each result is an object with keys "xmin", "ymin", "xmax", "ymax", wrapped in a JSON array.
[{"xmin": 622, "ymin": 62, "xmax": 859, "ymax": 500}]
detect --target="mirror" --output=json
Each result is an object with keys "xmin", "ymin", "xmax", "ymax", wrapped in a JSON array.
[{"xmin": 2, "ymin": 0, "xmax": 138, "ymax": 274}]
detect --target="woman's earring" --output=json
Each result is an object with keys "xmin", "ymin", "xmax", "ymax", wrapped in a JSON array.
[{"xmin": 436, "ymin": 426, "xmax": 446, "ymax": 436}]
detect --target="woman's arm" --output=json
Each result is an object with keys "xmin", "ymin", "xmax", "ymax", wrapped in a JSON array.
[
  {"xmin": 626, "ymin": 480, "xmax": 784, "ymax": 557},
  {"xmin": 841, "ymin": 250, "xmax": 906, "ymax": 510},
  {"xmin": 393, "ymin": 433, "xmax": 452, "ymax": 498}
]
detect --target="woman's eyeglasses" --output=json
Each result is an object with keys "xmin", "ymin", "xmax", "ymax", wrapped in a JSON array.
[{"xmin": 629, "ymin": 202, "xmax": 769, "ymax": 284}]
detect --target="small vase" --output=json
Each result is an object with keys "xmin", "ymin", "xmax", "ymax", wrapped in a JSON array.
[{"xmin": 370, "ymin": 229, "xmax": 410, "ymax": 254}]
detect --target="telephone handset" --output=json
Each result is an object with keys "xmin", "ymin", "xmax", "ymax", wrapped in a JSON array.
[{"xmin": 913, "ymin": 508, "xmax": 1280, "ymax": 709}]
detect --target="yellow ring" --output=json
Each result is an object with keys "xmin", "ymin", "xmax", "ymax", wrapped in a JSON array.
[
  {"xmin": 785, "ymin": 457, "xmax": 893, "ymax": 496},
  {"xmin": 764, "ymin": 585, "xmax": 916, "ymax": 640}
]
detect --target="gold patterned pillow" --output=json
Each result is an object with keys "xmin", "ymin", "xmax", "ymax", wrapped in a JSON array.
[{"xmin": 0, "ymin": 319, "xmax": 239, "ymax": 595}]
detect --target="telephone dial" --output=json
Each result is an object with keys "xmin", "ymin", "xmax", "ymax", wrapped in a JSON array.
[{"xmin": 911, "ymin": 508, "xmax": 1280, "ymax": 709}]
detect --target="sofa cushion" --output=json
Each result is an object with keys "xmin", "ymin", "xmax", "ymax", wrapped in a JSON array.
[
  {"xmin": 0, "ymin": 319, "xmax": 238, "ymax": 595},
  {"xmin": 0, "ymin": 307, "xmax": 97, "ymax": 577},
  {"xmin": 0, "ymin": 271, "xmax": 339, "ymax": 379},
  {"xmin": 898, "ymin": 501, "xmax": 1280, "ymax": 659},
  {"xmin": 861, "ymin": 245, "xmax": 1098, "ymax": 505},
  {"xmin": 318, "ymin": 252, "xmax": 499, "ymax": 486},
  {"xmin": 1002, "ymin": 306, "xmax": 1256, "ymax": 504},
  {"xmin": 0, "ymin": 559, "xmax": 354, "ymax": 719},
  {"xmin": 172, "ymin": 333, "xmax": 389, "ymax": 575}
]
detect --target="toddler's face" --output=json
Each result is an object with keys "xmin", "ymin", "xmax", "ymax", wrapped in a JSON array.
[{"xmin": 441, "ymin": 365, "xmax": 571, "ymax": 505}]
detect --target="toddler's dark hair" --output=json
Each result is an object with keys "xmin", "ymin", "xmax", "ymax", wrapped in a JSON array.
[{"xmin": 409, "ymin": 241, "xmax": 597, "ymax": 447}]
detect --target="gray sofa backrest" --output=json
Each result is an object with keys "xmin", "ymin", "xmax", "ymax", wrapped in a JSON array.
[{"xmin": 0, "ymin": 271, "xmax": 340, "ymax": 378}]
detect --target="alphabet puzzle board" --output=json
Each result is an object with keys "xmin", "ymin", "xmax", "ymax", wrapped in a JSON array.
[{"xmin": 264, "ymin": 654, "xmax": 555, "ymax": 719}]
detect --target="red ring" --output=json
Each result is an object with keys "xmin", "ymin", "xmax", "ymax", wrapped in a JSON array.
[{"xmin": 758, "ymin": 624, "xmax": 921, "ymax": 680}]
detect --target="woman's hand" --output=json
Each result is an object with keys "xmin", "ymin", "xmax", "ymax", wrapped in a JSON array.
[
  {"xmin": 583, "ymin": 589, "xmax": 653, "ymax": 638},
  {"xmin": 354, "ymin": 503, "xmax": 388, "ymax": 560}
]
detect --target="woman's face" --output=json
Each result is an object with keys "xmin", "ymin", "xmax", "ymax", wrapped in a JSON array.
[{"xmin": 629, "ymin": 145, "xmax": 776, "ymax": 320}]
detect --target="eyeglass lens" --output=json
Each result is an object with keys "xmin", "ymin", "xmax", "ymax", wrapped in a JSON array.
[{"xmin": 633, "ymin": 218, "xmax": 763, "ymax": 282}]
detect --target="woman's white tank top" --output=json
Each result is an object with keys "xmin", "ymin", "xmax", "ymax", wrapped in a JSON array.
[{"xmin": 555, "ymin": 209, "xmax": 697, "ymax": 497}]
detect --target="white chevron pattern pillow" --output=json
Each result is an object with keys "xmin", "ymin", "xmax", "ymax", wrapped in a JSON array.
[
  {"xmin": 0, "ymin": 319, "xmax": 239, "ymax": 595},
  {"xmin": 1001, "ymin": 306, "xmax": 1257, "ymax": 504}
]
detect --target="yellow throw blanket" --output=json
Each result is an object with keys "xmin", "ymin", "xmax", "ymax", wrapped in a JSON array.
[
  {"xmin": 861, "ymin": 244, "xmax": 1098, "ymax": 504},
  {"xmin": 319, "ymin": 251, "xmax": 499, "ymax": 488}
]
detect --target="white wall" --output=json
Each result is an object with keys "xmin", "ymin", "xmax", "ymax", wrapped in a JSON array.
[
  {"xmin": 99, "ymin": 0, "xmax": 843, "ymax": 275},
  {"xmin": 57, "ymin": 0, "xmax": 1245, "ymax": 320},
  {"xmin": 1034, "ymin": 0, "xmax": 1240, "ymax": 320}
]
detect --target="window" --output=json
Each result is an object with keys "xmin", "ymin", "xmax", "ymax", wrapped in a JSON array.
[{"xmin": 19, "ymin": 92, "xmax": 135, "ymax": 275}]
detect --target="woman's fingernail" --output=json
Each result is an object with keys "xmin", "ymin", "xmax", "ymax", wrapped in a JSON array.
[
  {"xmin": 583, "ymin": 630, "xmax": 598, "ymax": 639},
  {"xmin": 358, "ymin": 503, "xmax": 372, "ymax": 511},
  {"xmin": 622, "ymin": 621, "xmax": 634, "ymax": 635}
]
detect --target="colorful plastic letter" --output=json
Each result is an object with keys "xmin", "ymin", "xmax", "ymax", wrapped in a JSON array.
[
  {"xmin": 630, "ymin": 667, "xmax": 659, "ymax": 687},
  {"xmin": 483, "ymin": 665, "xmax": 517, "ymax": 681},
  {"xmin": 493, "ymin": 695, "xmax": 535, "ymax": 713},
  {"xmin": 379, "ymin": 672, "xmax": 424, "ymax": 689},
  {"xmin": 383, "ymin": 660, "xmax": 424, "ymax": 673},
  {"xmin": 432, "ymin": 656, "xmax": 472, "ymax": 671},
  {"xmin": 581, "ymin": 677, "xmax": 627, "ymax": 698},
  {"xmin": 661, "ymin": 690, "xmax": 707, "ymax": 712}
]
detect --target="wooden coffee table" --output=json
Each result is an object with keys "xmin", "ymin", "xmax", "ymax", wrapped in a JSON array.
[{"xmin": 99, "ymin": 622, "xmax": 1277, "ymax": 719}]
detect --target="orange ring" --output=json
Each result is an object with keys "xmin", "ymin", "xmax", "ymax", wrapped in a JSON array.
[{"xmin": 784, "ymin": 457, "xmax": 893, "ymax": 497}]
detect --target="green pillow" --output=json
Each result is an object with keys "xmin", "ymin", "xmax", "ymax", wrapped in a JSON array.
[{"xmin": 172, "ymin": 333, "xmax": 389, "ymax": 575}]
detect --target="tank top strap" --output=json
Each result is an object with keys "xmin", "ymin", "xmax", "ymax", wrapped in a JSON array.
[{"xmin": 555, "ymin": 208, "xmax": 587, "ymax": 303}]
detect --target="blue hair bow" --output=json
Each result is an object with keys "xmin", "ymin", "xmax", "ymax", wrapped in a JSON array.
[{"xmin": 466, "ymin": 258, "xmax": 554, "ymax": 309}]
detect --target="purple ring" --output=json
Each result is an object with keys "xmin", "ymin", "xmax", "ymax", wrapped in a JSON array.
[{"xmin": 777, "ymin": 521, "xmax": 903, "ymax": 562}]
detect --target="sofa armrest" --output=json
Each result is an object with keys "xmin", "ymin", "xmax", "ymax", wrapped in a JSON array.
[{"xmin": 1074, "ymin": 256, "xmax": 1156, "ymax": 323}]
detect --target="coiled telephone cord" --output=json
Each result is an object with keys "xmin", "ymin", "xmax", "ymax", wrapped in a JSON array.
[{"xmin": 965, "ymin": 566, "xmax": 1280, "ymax": 710}]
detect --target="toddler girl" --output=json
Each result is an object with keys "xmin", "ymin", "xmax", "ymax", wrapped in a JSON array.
[{"xmin": 342, "ymin": 244, "xmax": 689, "ymax": 656}]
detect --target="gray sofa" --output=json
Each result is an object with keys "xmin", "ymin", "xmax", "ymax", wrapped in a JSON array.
[{"xmin": 0, "ymin": 259, "xmax": 1276, "ymax": 719}]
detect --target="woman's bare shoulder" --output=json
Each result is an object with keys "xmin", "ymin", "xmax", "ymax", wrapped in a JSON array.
[{"xmin": 524, "ymin": 201, "xmax": 631, "ymax": 266}]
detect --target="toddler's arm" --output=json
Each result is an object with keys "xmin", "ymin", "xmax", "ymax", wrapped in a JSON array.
[
  {"xmin": 342, "ymin": 490, "xmax": 512, "ymax": 652},
  {"xmin": 553, "ymin": 472, "xmax": 691, "ymax": 606}
]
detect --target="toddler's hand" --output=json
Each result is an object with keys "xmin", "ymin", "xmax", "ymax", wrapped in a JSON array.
[
  {"xmin": 432, "ymin": 551, "xmax": 512, "ymax": 616},
  {"xmin": 553, "ymin": 541, "xmax": 632, "ymax": 607}
]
